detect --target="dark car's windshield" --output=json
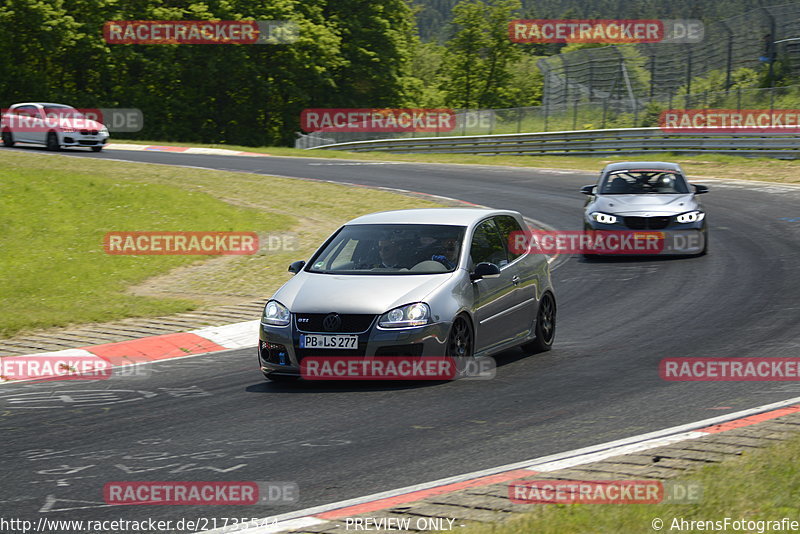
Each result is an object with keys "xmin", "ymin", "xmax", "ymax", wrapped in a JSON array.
[
  {"xmin": 599, "ymin": 170, "xmax": 690, "ymax": 194},
  {"xmin": 308, "ymin": 224, "xmax": 466, "ymax": 275}
]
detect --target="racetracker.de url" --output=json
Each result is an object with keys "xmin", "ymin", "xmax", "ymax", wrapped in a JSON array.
[{"xmin": 0, "ymin": 517, "xmax": 276, "ymax": 533}]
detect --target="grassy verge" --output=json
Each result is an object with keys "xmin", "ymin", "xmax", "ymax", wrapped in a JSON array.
[
  {"xmin": 0, "ymin": 151, "xmax": 442, "ymax": 338},
  {"xmin": 456, "ymin": 433, "xmax": 800, "ymax": 534},
  {"xmin": 108, "ymin": 140, "xmax": 800, "ymax": 184}
]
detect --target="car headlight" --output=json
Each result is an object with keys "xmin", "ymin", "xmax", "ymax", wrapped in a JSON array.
[
  {"xmin": 263, "ymin": 300, "xmax": 291, "ymax": 326},
  {"xmin": 100, "ymin": 127, "xmax": 109, "ymax": 135},
  {"xmin": 675, "ymin": 210, "xmax": 705, "ymax": 223},
  {"xmin": 379, "ymin": 303, "xmax": 430, "ymax": 328},
  {"xmin": 590, "ymin": 212, "xmax": 618, "ymax": 224}
]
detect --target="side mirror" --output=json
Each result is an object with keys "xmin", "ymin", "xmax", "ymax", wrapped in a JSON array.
[
  {"xmin": 470, "ymin": 262, "xmax": 501, "ymax": 281},
  {"xmin": 693, "ymin": 184, "xmax": 709, "ymax": 194},
  {"xmin": 580, "ymin": 185, "xmax": 596, "ymax": 195},
  {"xmin": 288, "ymin": 260, "xmax": 306, "ymax": 274}
]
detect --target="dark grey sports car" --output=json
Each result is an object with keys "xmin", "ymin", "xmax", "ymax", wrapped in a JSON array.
[{"xmin": 581, "ymin": 161, "xmax": 709, "ymax": 256}]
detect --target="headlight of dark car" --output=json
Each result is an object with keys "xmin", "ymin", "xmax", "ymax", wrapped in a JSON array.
[
  {"xmin": 263, "ymin": 300, "xmax": 291, "ymax": 326},
  {"xmin": 378, "ymin": 303, "xmax": 431, "ymax": 328},
  {"xmin": 590, "ymin": 212, "xmax": 618, "ymax": 224},
  {"xmin": 675, "ymin": 210, "xmax": 705, "ymax": 224}
]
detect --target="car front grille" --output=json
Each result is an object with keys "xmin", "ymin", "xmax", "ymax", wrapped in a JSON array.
[
  {"xmin": 374, "ymin": 344, "xmax": 424, "ymax": 357},
  {"xmin": 79, "ymin": 140, "xmax": 98, "ymax": 145},
  {"xmin": 295, "ymin": 314, "xmax": 376, "ymax": 333},
  {"xmin": 80, "ymin": 129, "xmax": 98, "ymax": 135},
  {"xmin": 295, "ymin": 347, "xmax": 367, "ymax": 361},
  {"xmin": 623, "ymin": 216, "xmax": 671, "ymax": 230}
]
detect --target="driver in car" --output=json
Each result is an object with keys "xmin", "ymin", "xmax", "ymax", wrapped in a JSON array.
[{"xmin": 431, "ymin": 237, "xmax": 460, "ymax": 269}]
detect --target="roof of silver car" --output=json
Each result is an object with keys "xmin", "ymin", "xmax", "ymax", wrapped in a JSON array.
[
  {"xmin": 346, "ymin": 208, "xmax": 518, "ymax": 226},
  {"xmin": 602, "ymin": 161, "xmax": 683, "ymax": 173},
  {"xmin": 13, "ymin": 102, "xmax": 73, "ymax": 107}
]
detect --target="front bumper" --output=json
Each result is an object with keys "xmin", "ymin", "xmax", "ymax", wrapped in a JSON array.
[
  {"xmin": 584, "ymin": 217, "xmax": 707, "ymax": 255},
  {"xmin": 62, "ymin": 133, "xmax": 109, "ymax": 147},
  {"xmin": 258, "ymin": 318, "xmax": 452, "ymax": 377}
]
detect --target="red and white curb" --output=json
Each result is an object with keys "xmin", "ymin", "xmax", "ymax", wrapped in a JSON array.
[
  {"xmin": 105, "ymin": 143, "xmax": 271, "ymax": 157},
  {"xmin": 198, "ymin": 397, "xmax": 800, "ymax": 533},
  {"xmin": 0, "ymin": 320, "xmax": 259, "ymax": 383}
]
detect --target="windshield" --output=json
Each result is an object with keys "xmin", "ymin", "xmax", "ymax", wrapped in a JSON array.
[
  {"xmin": 42, "ymin": 105, "xmax": 84, "ymax": 119},
  {"xmin": 308, "ymin": 224, "xmax": 466, "ymax": 275},
  {"xmin": 599, "ymin": 170, "xmax": 690, "ymax": 194}
]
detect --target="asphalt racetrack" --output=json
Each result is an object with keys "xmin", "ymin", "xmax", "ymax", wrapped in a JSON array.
[{"xmin": 2, "ymin": 146, "xmax": 799, "ymax": 530}]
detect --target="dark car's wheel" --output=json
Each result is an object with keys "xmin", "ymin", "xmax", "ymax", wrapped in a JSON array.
[
  {"xmin": 698, "ymin": 229, "xmax": 708, "ymax": 256},
  {"xmin": 1, "ymin": 130, "xmax": 14, "ymax": 147},
  {"xmin": 446, "ymin": 315, "xmax": 474, "ymax": 359},
  {"xmin": 91, "ymin": 146, "xmax": 103, "ymax": 152},
  {"xmin": 46, "ymin": 131, "xmax": 60, "ymax": 151},
  {"xmin": 264, "ymin": 373, "xmax": 299, "ymax": 383},
  {"xmin": 521, "ymin": 292, "xmax": 556, "ymax": 353}
]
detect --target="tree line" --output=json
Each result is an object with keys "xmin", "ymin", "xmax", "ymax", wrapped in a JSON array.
[{"xmin": 1, "ymin": 0, "xmax": 791, "ymax": 146}]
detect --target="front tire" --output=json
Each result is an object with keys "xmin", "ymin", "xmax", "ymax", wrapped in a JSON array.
[
  {"xmin": 1, "ymin": 130, "xmax": 14, "ymax": 147},
  {"xmin": 91, "ymin": 146, "xmax": 103, "ymax": 152},
  {"xmin": 447, "ymin": 315, "xmax": 474, "ymax": 358},
  {"xmin": 46, "ymin": 131, "xmax": 60, "ymax": 151},
  {"xmin": 521, "ymin": 292, "xmax": 556, "ymax": 353}
]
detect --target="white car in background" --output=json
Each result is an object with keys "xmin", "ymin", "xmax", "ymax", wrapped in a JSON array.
[{"xmin": 1, "ymin": 102, "xmax": 109, "ymax": 152}]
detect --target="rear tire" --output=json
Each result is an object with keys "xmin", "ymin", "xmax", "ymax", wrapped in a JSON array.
[
  {"xmin": 46, "ymin": 131, "xmax": 60, "ymax": 151},
  {"xmin": 521, "ymin": 292, "xmax": 556, "ymax": 353},
  {"xmin": 1, "ymin": 130, "xmax": 14, "ymax": 147}
]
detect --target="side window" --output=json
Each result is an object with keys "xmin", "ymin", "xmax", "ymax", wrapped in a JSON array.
[
  {"xmin": 15, "ymin": 106, "xmax": 39, "ymax": 118},
  {"xmin": 493, "ymin": 215, "xmax": 525, "ymax": 262},
  {"xmin": 469, "ymin": 219, "xmax": 507, "ymax": 269}
]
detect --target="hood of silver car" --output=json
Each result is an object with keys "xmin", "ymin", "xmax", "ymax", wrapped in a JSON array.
[
  {"xmin": 273, "ymin": 272, "xmax": 455, "ymax": 314},
  {"xmin": 592, "ymin": 194, "xmax": 698, "ymax": 216}
]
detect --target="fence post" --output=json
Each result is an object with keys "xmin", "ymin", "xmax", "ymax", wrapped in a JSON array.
[
  {"xmin": 517, "ymin": 107, "xmax": 522, "ymax": 133},
  {"xmin": 685, "ymin": 45, "xmax": 693, "ymax": 97},
  {"xmin": 572, "ymin": 100, "xmax": 578, "ymax": 130}
]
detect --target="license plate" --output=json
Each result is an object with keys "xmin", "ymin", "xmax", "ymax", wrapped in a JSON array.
[
  {"xmin": 633, "ymin": 232, "xmax": 664, "ymax": 240},
  {"xmin": 300, "ymin": 334, "xmax": 358, "ymax": 349}
]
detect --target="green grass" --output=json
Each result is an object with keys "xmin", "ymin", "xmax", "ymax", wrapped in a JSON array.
[
  {"xmin": 0, "ymin": 151, "xmax": 442, "ymax": 337},
  {"xmin": 109, "ymin": 140, "xmax": 800, "ymax": 184},
  {"xmin": 454, "ymin": 433, "xmax": 800, "ymax": 534}
]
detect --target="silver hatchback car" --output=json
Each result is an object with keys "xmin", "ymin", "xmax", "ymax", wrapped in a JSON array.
[{"xmin": 258, "ymin": 208, "xmax": 556, "ymax": 381}]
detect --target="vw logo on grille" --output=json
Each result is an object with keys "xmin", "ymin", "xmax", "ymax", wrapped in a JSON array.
[{"xmin": 322, "ymin": 313, "xmax": 342, "ymax": 332}]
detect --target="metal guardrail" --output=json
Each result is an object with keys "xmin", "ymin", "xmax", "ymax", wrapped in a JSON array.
[{"xmin": 308, "ymin": 127, "xmax": 800, "ymax": 158}]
